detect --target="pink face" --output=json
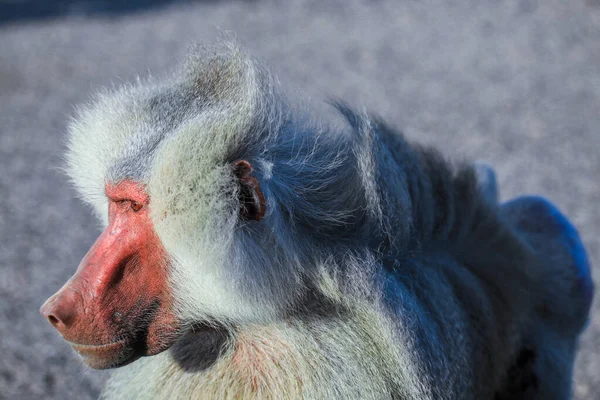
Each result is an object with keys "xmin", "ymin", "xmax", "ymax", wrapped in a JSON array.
[{"xmin": 40, "ymin": 180, "xmax": 180, "ymax": 369}]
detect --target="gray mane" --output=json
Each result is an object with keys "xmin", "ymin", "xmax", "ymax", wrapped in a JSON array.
[{"xmin": 97, "ymin": 42, "xmax": 531, "ymax": 317}]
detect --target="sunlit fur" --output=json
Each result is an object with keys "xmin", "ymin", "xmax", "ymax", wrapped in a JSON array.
[{"xmin": 65, "ymin": 42, "xmax": 593, "ymax": 399}]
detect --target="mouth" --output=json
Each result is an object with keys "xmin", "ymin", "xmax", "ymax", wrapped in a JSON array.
[
  {"xmin": 68, "ymin": 338, "xmax": 139, "ymax": 369},
  {"xmin": 70, "ymin": 338, "xmax": 128, "ymax": 352}
]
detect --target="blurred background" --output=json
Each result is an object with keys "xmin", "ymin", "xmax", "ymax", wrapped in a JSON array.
[{"xmin": 0, "ymin": 0, "xmax": 598, "ymax": 398}]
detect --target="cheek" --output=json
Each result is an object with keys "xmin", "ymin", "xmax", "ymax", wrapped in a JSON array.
[
  {"xmin": 136, "ymin": 260, "xmax": 180, "ymax": 353},
  {"xmin": 101, "ymin": 217, "xmax": 180, "ymax": 353},
  {"xmin": 131, "ymin": 234, "xmax": 180, "ymax": 346}
]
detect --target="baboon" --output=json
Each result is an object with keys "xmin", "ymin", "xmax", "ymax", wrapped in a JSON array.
[{"xmin": 41, "ymin": 42, "xmax": 593, "ymax": 399}]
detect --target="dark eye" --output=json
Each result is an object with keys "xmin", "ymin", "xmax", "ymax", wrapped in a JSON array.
[{"xmin": 131, "ymin": 201, "xmax": 143, "ymax": 212}]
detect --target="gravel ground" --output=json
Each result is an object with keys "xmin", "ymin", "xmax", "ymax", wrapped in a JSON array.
[{"xmin": 1, "ymin": 1, "xmax": 598, "ymax": 399}]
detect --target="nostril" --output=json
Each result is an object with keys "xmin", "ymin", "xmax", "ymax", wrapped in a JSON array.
[
  {"xmin": 47, "ymin": 314, "xmax": 60, "ymax": 326},
  {"xmin": 41, "ymin": 297, "xmax": 77, "ymax": 330}
]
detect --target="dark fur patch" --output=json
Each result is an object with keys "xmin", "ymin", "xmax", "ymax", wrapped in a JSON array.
[
  {"xmin": 494, "ymin": 347, "xmax": 539, "ymax": 400},
  {"xmin": 170, "ymin": 323, "xmax": 231, "ymax": 373}
]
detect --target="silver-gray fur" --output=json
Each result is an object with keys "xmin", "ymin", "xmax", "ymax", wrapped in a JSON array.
[{"xmin": 65, "ymin": 42, "xmax": 593, "ymax": 399}]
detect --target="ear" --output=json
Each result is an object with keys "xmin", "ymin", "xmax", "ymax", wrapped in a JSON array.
[{"xmin": 233, "ymin": 160, "xmax": 266, "ymax": 222}]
